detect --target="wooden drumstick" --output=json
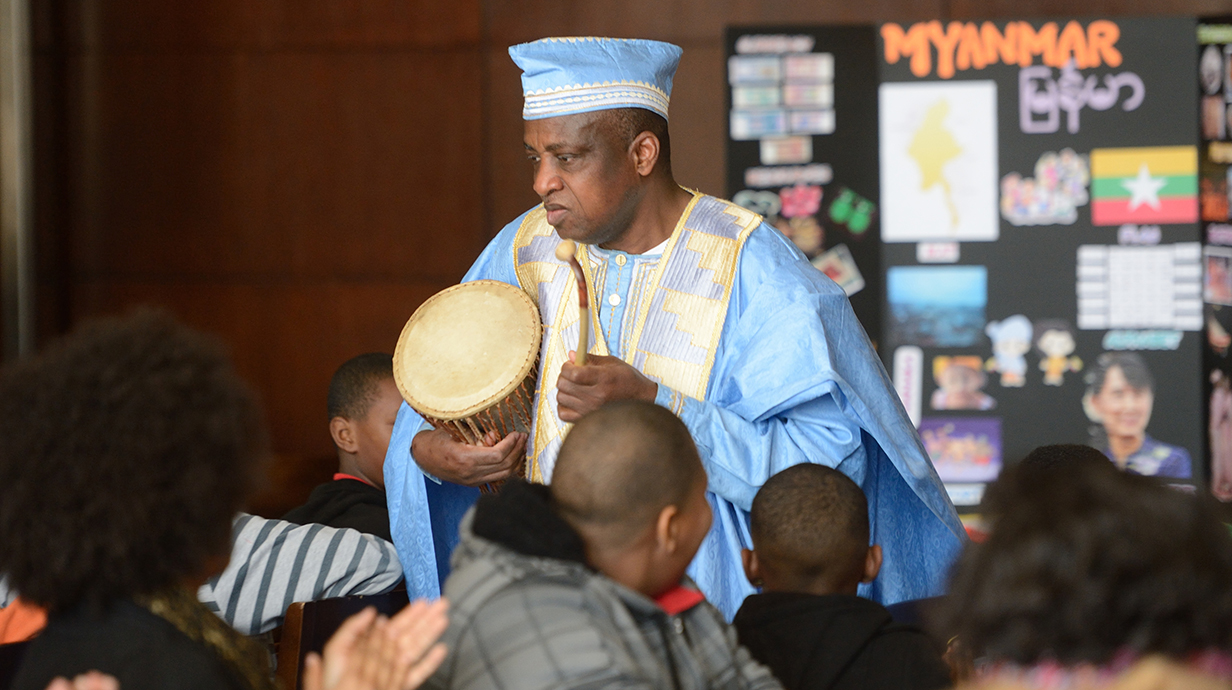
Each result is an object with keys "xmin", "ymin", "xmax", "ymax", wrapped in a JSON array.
[{"xmin": 555, "ymin": 239, "xmax": 589, "ymax": 365}]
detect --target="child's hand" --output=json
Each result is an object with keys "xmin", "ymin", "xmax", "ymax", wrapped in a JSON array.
[
  {"xmin": 303, "ymin": 599, "xmax": 450, "ymax": 690},
  {"xmin": 44, "ymin": 672, "xmax": 118, "ymax": 690}
]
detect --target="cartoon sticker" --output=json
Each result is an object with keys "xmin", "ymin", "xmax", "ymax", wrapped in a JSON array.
[
  {"xmin": 931, "ymin": 356, "xmax": 996, "ymax": 411},
  {"xmin": 985, "ymin": 315, "xmax": 1033, "ymax": 388},
  {"xmin": 828, "ymin": 187, "xmax": 876, "ymax": 235},
  {"xmin": 811, "ymin": 243, "xmax": 864, "ymax": 296},
  {"xmin": 780, "ymin": 184, "xmax": 823, "ymax": 218},
  {"xmin": 1033, "ymin": 320, "xmax": 1082, "ymax": 386},
  {"xmin": 776, "ymin": 215, "xmax": 824, "ymax": 255},
  {"xmin": 919, "ymin": 417, "xmax": 1003, "ymax": 484},
  {"xmin": 1000, "ymin": 148, "xmax": 1090, "ymax": 226},
  {"xmin": 732, "ymin": 189, "xmax": 782, "ymax": 218}
]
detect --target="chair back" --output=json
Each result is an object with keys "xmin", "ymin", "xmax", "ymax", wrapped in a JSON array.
[{"xmin": 275, "ymin": 591, "xmax": 410, "ymax": 690}]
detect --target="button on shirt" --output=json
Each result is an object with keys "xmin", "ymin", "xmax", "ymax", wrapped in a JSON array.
[{"xmin": 585, "ymin": 239, "xmax": 669, "ymax": 357}]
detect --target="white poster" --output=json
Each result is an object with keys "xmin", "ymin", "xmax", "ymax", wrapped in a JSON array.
[
  {"xmin": 1076, "ymin": 243, "xmax": 1203, "ymax": 331},
  {"xmin": 879, "ymin": 80, "xmax": 1000, "ymax": 243}
]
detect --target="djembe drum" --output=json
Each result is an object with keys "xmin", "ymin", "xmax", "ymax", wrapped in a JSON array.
[{"xmin": 393, "ymin": 280, "xmax": 540, "ymax": 459}]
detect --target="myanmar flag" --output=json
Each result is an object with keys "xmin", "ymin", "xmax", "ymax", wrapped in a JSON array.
[{"xmin": 1090, "ymin": 146, "xmax": 1198, "ymax": 226}]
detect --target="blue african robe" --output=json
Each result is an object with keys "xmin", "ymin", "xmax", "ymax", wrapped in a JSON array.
[{"xmin": 386, "ymin": 193, "xmax": 966, "ymax": 618}]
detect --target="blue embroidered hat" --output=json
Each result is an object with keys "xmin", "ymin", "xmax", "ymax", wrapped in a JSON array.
[{"xmin": 509, "ymin": 37, "xmax": 683, "ymax": 121}]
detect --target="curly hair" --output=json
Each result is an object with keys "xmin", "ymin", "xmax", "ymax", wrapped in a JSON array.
[
  {"xmin": 935, "ymin": 455, "xmax": 1232, "ymax": 665},
  {"xmin": 0, "ymin": 311, "xmax": 268, "ymax": 613}
]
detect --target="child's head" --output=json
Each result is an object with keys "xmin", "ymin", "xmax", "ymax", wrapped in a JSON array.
[
  {"xmin": 745, "ymin": 464, "xmax": 880, "ymax": 596},
  {"xmin": 327, "ymin": 353, "xmax": 400, "ymax": 489},
  {"xmin": 0, "ymin": 311, "xmax": 266, "ymax": 613},
  {"xmin": 937, "ymin": 452, "xmax": 1232, "ymax": 666},
  {"xmin": 551, "ymin": 401, "xmax": 711, "ymax": 598}
]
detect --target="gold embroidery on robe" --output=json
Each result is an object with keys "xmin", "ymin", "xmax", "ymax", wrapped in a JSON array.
[{"xmin": 513, "ymin": 194, "xmax": 760, "ymax": 481}]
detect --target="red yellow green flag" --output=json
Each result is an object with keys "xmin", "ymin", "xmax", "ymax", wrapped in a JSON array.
[{"xmin": 1089, "ymin": 146, "xmax": 1198, "ymax": 226}]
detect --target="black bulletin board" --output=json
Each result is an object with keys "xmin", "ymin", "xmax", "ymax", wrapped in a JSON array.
[
  {"xmin": 727, "ymin": 17, "xmax": 1207, "ymax": 512},
  {"xmin": 1199, "ymin": 19, "xmax": 1232, "ymax": 503},
  {"xmin": 724, "ymin": 26, "xmax": 883, "ymax": 344}
]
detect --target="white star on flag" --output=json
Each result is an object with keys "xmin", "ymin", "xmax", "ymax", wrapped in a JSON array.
[{"xmin": 1121, "ymin": 163, "xmax": 1166, "ymax": 211}]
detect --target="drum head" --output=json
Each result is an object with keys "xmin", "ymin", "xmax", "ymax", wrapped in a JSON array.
[{"xmin": 394, "ymin": 280, "xmax": 541, "ymax": 421}]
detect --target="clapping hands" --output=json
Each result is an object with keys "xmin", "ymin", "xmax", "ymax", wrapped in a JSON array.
[{"xmin": 303, "ymin": 598, "xmax": 450, "ymax": 690}]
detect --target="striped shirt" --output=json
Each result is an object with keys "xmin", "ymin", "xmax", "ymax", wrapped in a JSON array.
[
  {"xmin": 0, "ymin": 514, "xmax": 404, "ymax": 636},
  {"xmin": 199, "ymin": 513, "xmax": 403, "ymax": 635}
]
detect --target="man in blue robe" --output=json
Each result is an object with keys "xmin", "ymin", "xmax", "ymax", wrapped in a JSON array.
[{"xmin": 385, "ymin": 36, "xmax": 966, "ymax": 618}]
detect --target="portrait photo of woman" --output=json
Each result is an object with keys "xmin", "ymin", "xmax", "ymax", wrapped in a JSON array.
[{"xmin": 1083, "ymin": 352, "xmax": 1193, "ymax": 478}]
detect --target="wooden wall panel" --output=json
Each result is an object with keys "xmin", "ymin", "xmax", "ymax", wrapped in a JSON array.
[
  {"xmin": 35, "ymin": 0, "xmax": 485, "ymax": 517},
  {"xmin": 72, "ymin": 51, "xmax": 483, "ymax": 280},
  {"xmin": 669, "ymin": 43, "xmax": 729, "ymax": 198},
  {"xmin": 68, "ymin": 279, "xmax": 447, "ymax": 514},
  {"xmin": 60, "ymin": 0, "xmax": 480, "ymax": 49},
  {"xmin": 483, "ymin": 47, "xmax": 537, "ymax": 229}
]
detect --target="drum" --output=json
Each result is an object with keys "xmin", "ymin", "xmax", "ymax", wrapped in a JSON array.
[{"xmin": 393, "ymin": 280, "xmax": 540, "ymax": 449}]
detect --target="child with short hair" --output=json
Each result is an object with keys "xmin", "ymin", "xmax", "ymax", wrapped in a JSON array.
[
  {"xmin": 424, "ymin": 401, "xmax": 781, "ymax": 690},
  {"xmin": 284, "ymin": 353, "xmax": 402, "ymax": 541},
  {"xmin": 734, "ymin": 464, "xmax": 951, "ymax": 690}
]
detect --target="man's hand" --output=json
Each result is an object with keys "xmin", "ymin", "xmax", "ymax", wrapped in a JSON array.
[
  {"xmin": 557, "ymin": 352, "xmax": 657, "ymax": 422},
  {"xmin": 303, "ymin": 598, "xmax": 450, "ymax": 690},
  {"xmin": 411, "ymin": 427, "xmax": 526, "ymax": 487}
]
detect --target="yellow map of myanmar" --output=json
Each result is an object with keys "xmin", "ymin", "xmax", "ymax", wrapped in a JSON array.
[{"xmin": 907, "ymin": 100, "xmax": 963, "ymax": 229}]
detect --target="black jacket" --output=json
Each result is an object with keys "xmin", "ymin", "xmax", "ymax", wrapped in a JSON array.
[
  {"xmin": 283, "ymin": 477, "xmax": 392, "ymax": 542},
  {"xmin": 12, "ymin": 599, "xmax": 247, "ymax": 690},
  {"xmin": 733, "ymin": 591, "xmax": 951, "ymax": 690}
]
